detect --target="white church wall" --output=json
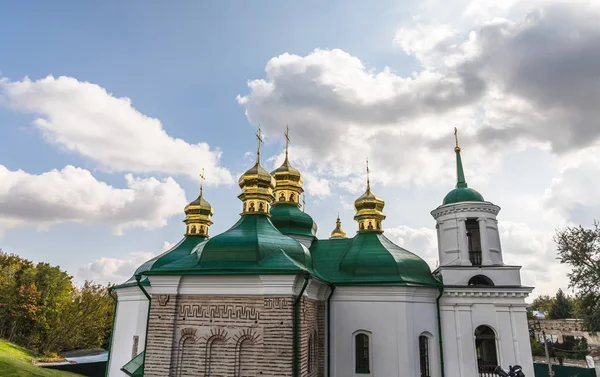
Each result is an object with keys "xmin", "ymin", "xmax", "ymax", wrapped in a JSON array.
[
  {"xmin": 330, "ymin": 286, "xmax": 439, "ymax": 377},
  {"xmin": 437, "ymin": 266, "xmax": 522, "ymax": 286},
  {"xmin": 107, "ymin": 286, "xmax": 151, "ymax": 377},
  {"xmin": 440, "ymin": 289, "xmax": 534, "ymax": 377}
]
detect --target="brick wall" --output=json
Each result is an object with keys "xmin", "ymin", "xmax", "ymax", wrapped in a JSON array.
[{"xmin": 144, "ymin": 294, "xmax": 325, "ymax": 377}]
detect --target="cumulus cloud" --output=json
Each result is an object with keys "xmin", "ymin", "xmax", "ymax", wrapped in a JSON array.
[
  {"xmin": 77, "ymin": 241, "xmax": 177, "ymax": 285},
  {"xmin": 0, "ymin": 75, "xmax": 233, "ymax": 185},
  {"xmin": 0, "ymin": 165, "xmax": 187, "ymax": 235}
]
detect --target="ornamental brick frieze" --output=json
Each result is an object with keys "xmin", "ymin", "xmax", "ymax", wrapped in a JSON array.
[
  {"xmin": 179, "ymin": 304, "xmax": 260, "ymax": 320},
  {"xmin": 263, "ymin": 297, "xmax": 288, "ymax": 310}
]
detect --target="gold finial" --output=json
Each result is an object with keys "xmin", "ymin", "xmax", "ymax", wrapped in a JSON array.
[
  {"xmin": 284, "ymin": 125, "xmax": 290, "ymax": 159},
  {"xmin": 366, "ymin": 158, "xmax": 371, "ymax": 191},
  {"xmin": 454, "ymin": 127, "xmax": 461, "ymax": 152},
  {"xmin": 199, "ymin": 168, "xmax": 205, "ymax": 195},
  {"xmin": 256, "ymin": 125, "xmax": 263, "ymax": 163}
]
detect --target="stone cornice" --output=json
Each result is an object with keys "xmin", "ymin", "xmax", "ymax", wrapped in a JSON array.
[
  {"xmin": 431, "ymin": 201, "xmax": 501, "ymax": 219},
  {"xmin": 332, "ymin": 286, "xmax": 439, "ymax": 303},
  {"xmin": 443, "ymin": 286, "xmax": 533, "ymax": 299}
]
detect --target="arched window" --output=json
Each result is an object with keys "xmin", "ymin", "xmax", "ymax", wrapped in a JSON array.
[
  {"xmin": 468, "ymin": 275, "xmax": 494, "ymax": 286},
  {"xmin": 419, "ymin": 335, "xmax": 430, "ymax": 377},
  {"xmin": 475, "ymin": 325, "xmax": 498, "ymax": 376},
  {"xmin": 354, "ymin": 332, "xmax": 371, "ymax": 374}
]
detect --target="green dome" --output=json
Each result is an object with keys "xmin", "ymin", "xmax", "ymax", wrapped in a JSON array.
[
  {"xmin": 148, "ymin": 215, "xmax": 314, "ymax": 275},
  {"xmin": 310, "ymin": 232, "xmax": 441, "ymax": 286},
  {"xmin": 442, "ymin": 187, "xmax": 484, "ymax": 205},
  {"xmin": 270, "ymin": 203, "xmax": 317, "ymax": 238}
]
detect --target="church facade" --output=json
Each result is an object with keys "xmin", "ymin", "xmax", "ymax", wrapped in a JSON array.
[{"xmin": 106, "ymin": 129, "xmax": 534, "ymax": 377}]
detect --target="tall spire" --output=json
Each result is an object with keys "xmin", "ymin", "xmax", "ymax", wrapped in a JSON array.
[
  {"xmin": 256, "ymin": 125, "xmax": 263, "ymax": 164},
  {"xmin": 454, "ymin": 127, "xmax": 467, "ymax": 188}
]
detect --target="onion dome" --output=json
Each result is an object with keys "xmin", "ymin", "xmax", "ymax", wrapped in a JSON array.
[
  {"xmin": 183, "ymin": 172, "xmax": 214, "ymax": 236},
  {"xmin": 142, "ymin": 127, "xmax": 314, "ymax": 276},
  {"xmin": 237, "ymin": 128, "xmax": 276, "ymax": 216},
  {"xmin": 330, "ymin": 215, "xmax": 347, "ymax": 239},
  {"xmin": 442, "ymin": 128, "xmax": 485, "ymax": 205},
  {"xmin": 354, "ymin": 160, "xmax": 386, "ymax": 233},
  {"xmin": 269, "ymin": 127, "xmax": 317, "ymax": 238}
]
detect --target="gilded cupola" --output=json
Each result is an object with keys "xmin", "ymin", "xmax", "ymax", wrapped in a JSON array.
[
  {"xmin": 329, "ymin": 215, "xmax": 347, "ymax": 239},
  {"xmin": 271, "ymin": 127, "xmax": 304, "ymax": 206},
  {"xmin": 269, "ymin": 127, "xmax": 318, "ymax": 239},
  {"xmin": 354, "ymin": 159, "xmax": 386, "ymax": 233},
  {"xmin": 184, "ymin": 169, "xmax": 214, "ymax": 236},
  {"xmin": 238, "ymin": 127, "xmax": 276, "ymax": 216}
]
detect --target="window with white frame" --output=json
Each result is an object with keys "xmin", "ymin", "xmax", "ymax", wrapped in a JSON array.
[{"xmin": 354, "ymin": 331, "xmax": 371, "ymax": 374}]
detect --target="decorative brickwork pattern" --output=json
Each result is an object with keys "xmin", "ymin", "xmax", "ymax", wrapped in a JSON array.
[
  {"xmin": 145, "ymin": 294, "xmax": 178, "ymax": 376},
  {"xmin": 144, "ymin": 294, "xmax": 325, "ymax": 377}
]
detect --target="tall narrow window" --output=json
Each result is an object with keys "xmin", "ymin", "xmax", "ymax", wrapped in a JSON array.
[
  {"xmin": 419, "ymin": 335, "xmax": 430, "ymax": 377},
  {"xmin": 355, "ymin": 333, "xmax": 370, "ymax": 374},
  {"xmin": 466, "ymin": 218, "xmax": 482, "ymax": 265}
]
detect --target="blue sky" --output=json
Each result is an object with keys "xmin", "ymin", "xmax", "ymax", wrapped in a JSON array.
[{"xmin": 1, "ymin": 0, "xmax": 599, "ymax": 297}]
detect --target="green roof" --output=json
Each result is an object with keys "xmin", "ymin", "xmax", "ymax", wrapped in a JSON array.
[
  {"xmin": 270, "ymin": 203, "xmax": 317, "ymax": 238},
  {"xmin": 121, "ymin": 351, "xmax": 144, "ymax": 377},
  {"xmin": 310, "ymin": 232, "xmax": 441, "ymax": 286},
  {"xmin": 115, "ymin": 236, "xmax": 206, "ymax": 288},
  {"xmin": 442, "ymin": 147, "xmax": 485, "ymax": 205},
  {"xmin": 442, "ymin": 187, "xmax": 484, "ymax": 205},
  {"xmin": 146, "ymin": 215, "xmax": 314, "ymax": 275}
]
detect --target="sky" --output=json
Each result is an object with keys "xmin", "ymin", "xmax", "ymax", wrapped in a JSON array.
[{"xmin": 1, "ymin": 0, "xmax": 598, "ymax": 299}]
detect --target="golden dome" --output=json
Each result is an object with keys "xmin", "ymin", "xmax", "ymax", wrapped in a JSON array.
[
  {"xmin": 353, "ymin": 160, "xmax": 386, "ymax": 233},
  {"xmin": 183, "ymin": 174, "xmax": 214, "ymax": 237},
  {"xmin": 271, "ymin": 127, "xmax": 304, "ymax": 206},
  {"xmin": 330, "ymin": 215, "xmax": 347, "ymax": 239},
  {"xmin": 237, "ymin": 127, "xmax": 276, "ymax": 215}
]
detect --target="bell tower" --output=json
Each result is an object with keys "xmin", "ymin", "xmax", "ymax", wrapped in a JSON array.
[{"xmin": 431, "ymin": 129, "xmax": 519, "ymax": 286}]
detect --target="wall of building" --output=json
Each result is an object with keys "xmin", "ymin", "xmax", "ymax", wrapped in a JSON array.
[
  {"xmin": 329, "ymin": 286, "xmax": 440, "ymax": 377},
  {"xmin": 106, "ymin": 286, "xmax": 150, "ymax": 377},
  {"xmin": 138, "ymin": 274, "xmax": 328, "ymax": 377},
  {"xmin": 440, "ymin": 288, "xmax": 534, "ymax": 377}
]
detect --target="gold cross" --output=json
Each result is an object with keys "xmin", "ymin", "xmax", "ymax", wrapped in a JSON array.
[
  {"xmin": 454, "ymin": 127, "xmax": 459, "ymax": 148},
  {"xmin": 199, "ymin": 168, "xmax": 205, "ymax": 194},
  {"xmin": 256, "ymin": 125, "xmax": 263, "ymax": 163},
  {"xmin": 366, "ymin": 158, "xmax": 370, "ymax": 190},
  {"xmin": 284, "ymin": 125, "xmax": 290, "ymax": 158}
]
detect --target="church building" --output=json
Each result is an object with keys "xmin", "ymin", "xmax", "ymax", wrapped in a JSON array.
[{"xmin": 106, "ymin": 128, "xmax": 534, "ymax": 377}]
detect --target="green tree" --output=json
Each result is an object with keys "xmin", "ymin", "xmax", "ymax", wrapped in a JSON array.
[
  {"xmin": 548, "ymin": 289, "xmax": 573, "ymax": 319},
  {"xmin": 555, "ymin": 221, "xmax": 600, "ymax": 330},
  {"xmin": 531, "ymin": 295, "xmax": 555, "ymax": 314}
]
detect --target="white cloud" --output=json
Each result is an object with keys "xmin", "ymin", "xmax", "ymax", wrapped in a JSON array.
[
  {"xmin": 77, "ymin": 251, "xmax": 156, "ymax": 285},
  {"xmin": 0, "ymin": 165, "xmax": 187, "ymax": 235},
  {"xmin": 0, "ymin": 75, "xmax": 233, "ymax": 185},
  {"xmin": 385, "ymin": 225, "xmax": 439, "ymax": 269}
]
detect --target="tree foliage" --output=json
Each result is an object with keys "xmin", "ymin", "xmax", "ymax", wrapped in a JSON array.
[
  {"xmin": 555, "ymin": 221, "xmax": 600, "ymax": 331},
  {"xmin": 0, "ymin": 250, "xmax": 115, "ymax": 354},
  {"xmin": 548, "ymin": 289, "xmax": 574, "ymax": 319}
]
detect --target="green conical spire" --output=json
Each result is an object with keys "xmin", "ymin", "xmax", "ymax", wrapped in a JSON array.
[
  {"xmin": 455, "ymin": 147, "xmax": 468, "ymax": 188},
  {"xmin": 442, "ymin": 128, "xmax": 484, "ymax": 205},
  {"xmin": 454, "ymin": 127, "xmax": 467, "ymax": 188}
]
